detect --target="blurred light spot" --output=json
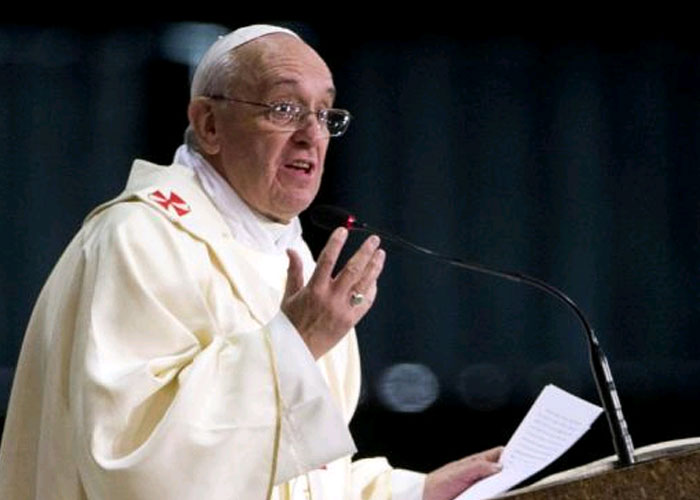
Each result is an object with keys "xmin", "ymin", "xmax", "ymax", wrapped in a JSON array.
[
  {"xmin": 159, "ymin": 23, "xmax": 229, "ymax": 70},
  {"xmin": 377, "ymin": 363, "xmax": 439, "ymax": 412},
  {"xmin": 458, "ymin": 363, "xmax": 511, "ymax": 411},
  {"xmin": 527, "ymin": 361, "xmax": 581, "ymax": 398}
]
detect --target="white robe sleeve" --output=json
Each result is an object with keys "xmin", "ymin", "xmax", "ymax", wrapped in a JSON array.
[
  {"xmin": 268, "ymin": 312, "xmax": 358, "ymax": 483},
  {"xmin": 391, "ymin": 469, "xmax": 426, "ymax": 500},
  {"xmin": 348, "ymin": 457, "xmax": 426, "ymax": 500},
  {"xmin": 70, "ymin": 204, "xmax": 354, "ymax": 499}
]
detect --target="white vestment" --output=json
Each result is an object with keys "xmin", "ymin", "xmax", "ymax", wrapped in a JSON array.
[{"xmin": 0, "ymin": 160, "xmax": 423, "ymax": 499}]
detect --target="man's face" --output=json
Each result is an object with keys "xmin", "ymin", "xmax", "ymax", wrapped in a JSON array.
[{"xmin": 207, "ymin": 35, "xmax": 335, "ymax": 223}]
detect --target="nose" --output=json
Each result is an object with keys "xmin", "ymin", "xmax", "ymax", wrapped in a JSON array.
[{"xmin": 292, "ymin": 111, "xmax": 327, "ymax": 144}]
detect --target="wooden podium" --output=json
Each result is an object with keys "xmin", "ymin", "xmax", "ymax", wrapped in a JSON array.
[{"xmin": 495, "ymin": 438, "xmax": 700, "ymax": 499}]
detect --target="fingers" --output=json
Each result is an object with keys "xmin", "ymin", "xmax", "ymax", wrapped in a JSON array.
[
  {"xmin": 335, "ymin": 234, "xmax": 381, "ymax": 292},
  {"xmin": 464, "ymin": 446, "xmax": 504, "ymax": 464},
  {"xmin": 460, "ymin": 461, "xmax": 502, "ymax": 484},
  {"xmin": 281, "ymin": 229, "xmax": 385, "ymax": 360},
  {"xmin": 352, "ymin": 250, "xmax": 385, "ymax": 300},
  {"xmin": 424, "ymin": 447, "xmax": 504, "ymax": 500},
  {"xmin": 311, "ymin": 227, "xmax": 348, "ymax": 284},
  {"xmin": 310, "ymin": 229, "xmax": 384, "ymax": 300},
  {"xmin": 451, "ymin": 447, "xmax": 504, "ymax": 490},
  {"xmin": 284, "ymin": 249, "xmax": 305, "ymax": 300}
]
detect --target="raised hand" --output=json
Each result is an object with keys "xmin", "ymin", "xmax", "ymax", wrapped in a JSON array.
[{"xmin": 282, "ymin": 227, "xmax": 386, "ymax": 359}]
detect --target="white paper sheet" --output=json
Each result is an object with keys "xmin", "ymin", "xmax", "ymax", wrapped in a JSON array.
[{"xmin": 455, "ymin": 384, "xmax": 603, "ymax": 500}]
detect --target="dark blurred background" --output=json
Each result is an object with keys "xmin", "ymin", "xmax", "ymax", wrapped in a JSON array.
[{"xmin": 1, "ymin": 12, "xmax": 698, "ymax": 485}]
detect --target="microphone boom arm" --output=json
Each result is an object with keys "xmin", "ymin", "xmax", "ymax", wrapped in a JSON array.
[{"xmin": 353, "ymin": 220, "xmax": 636, "ymax": 467}]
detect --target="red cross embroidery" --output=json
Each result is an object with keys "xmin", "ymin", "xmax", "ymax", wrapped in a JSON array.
[{"xmin": 148, "ymin": 190, "xmax": 191, "ymax": 216}]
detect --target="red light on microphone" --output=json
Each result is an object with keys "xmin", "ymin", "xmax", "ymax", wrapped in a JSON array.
[{"xmin": 345, "ymin": 215, "xmax": 356, "ymax": 229}]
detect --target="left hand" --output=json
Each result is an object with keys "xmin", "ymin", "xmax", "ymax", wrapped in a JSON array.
[
  {"xmin": 423, "ymin": 446, "xmax": 504, "ymax": 500},
  {"xmin": 281, "ymin": 228, "xmax": 385, "ymax": 359}
]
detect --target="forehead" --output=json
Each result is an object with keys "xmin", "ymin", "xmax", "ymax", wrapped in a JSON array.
[{"xmin": 234, "ymin": 34, "xmax": 335, "ymax": 100}]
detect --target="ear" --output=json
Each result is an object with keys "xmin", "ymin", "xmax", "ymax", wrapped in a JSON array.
[{"xmin": 188, "ymin": 97, "xmax": 221, "ymax": 156}]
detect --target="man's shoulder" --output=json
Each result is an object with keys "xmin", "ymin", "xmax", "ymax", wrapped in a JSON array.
[
  {"xmin": 123, "ymin": 159, "xmax": 196, "ymax": 192},
  {"xmin": 82, "ymin": 159, "xmax": 227, "ymax": 248},
  {"xmin": 86, "ymin": 159, "xmax": 197, "ymax": 222},
  {"xmin": 80, "ymin": 201, "xmax": 190, "ymax": 256}
]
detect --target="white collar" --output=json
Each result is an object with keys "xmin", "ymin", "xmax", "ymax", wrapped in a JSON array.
[{"xmin": 173, "ymin": 144, "xmax": 303, "ymax": 255}]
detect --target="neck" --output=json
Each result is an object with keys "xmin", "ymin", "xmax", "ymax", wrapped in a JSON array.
[{"xmin": 204, "ymin": 151, "xmax": 294, "ymax": 225}]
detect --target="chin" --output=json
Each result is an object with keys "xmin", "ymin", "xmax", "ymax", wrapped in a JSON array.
[
  {"xmin": 272, "ymin": 197, "xmax": 315, "ymax": 221},
  {"xmin": 266, "ymin": 205, "xmax": 306, "ymax": 223}
]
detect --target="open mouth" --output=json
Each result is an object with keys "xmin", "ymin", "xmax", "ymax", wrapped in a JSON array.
[{"xmin": 285, "ymin": 159, "xmax": 313, "ymax": 174}]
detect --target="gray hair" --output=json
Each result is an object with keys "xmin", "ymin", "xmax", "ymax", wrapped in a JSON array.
[{"xmin": 184, "ymin": 25, "xmax": 300, "ymax": 151}]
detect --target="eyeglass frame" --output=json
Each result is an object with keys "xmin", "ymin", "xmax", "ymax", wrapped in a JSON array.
[{"xmin": 206, "ymin": 95, "xmax": 352, "ymax": 137}]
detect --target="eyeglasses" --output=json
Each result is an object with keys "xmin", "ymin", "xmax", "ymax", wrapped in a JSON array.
[{"xmin": 208, "ymin": 95, "xmax": 352, "ymax": 137}]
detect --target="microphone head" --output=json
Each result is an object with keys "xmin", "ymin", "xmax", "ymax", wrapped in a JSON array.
[{"xmin": 309, "ymin": 205, "xmax": 358, "ymax": 231}]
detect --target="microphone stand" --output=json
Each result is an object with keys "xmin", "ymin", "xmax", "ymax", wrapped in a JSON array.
[{"xmin": 316, "ymin": 207, "xmax": 636, "ymax": 467}]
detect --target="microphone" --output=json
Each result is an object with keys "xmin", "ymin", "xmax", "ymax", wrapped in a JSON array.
[
  {"xmin": 309, "ymin": 204, "xmax": 359, "ymax": 231},
  {"xmin": 309, "ymin": 204, "xmax": 636, "ymax": 467}
]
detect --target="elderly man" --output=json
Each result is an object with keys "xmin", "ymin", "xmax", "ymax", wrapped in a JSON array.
[{"xmin": 0, "ymin": 25, "xmax": 501, "ymax": 499}]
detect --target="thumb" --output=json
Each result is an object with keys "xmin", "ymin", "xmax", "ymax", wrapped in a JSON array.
[{"xmin": 284, "ymin": 249, "xmax": 305, "ymax": 300}]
